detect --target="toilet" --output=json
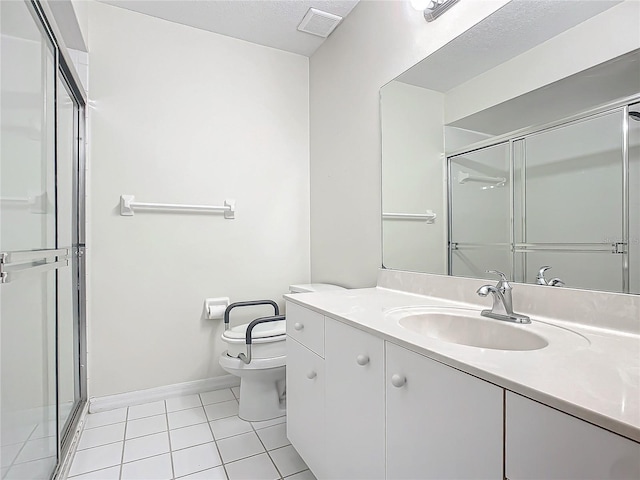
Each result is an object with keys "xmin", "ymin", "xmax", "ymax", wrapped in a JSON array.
[{"xmin": 219, "ymin": 283, "xmax": 345, "ymax": 422}]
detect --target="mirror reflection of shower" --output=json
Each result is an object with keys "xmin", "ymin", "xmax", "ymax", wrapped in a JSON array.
[{"xmin": 447, "ymin": 102, "xmax": 639, "ymax": 294}]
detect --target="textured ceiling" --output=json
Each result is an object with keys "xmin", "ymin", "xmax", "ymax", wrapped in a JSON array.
[
  {"xmin": 396, "ymin": 0, "xmax": 622, "ymax": 92},
  {"xmin": 98, "ymin": 0, "xmax": 359, "ymax": 56}
]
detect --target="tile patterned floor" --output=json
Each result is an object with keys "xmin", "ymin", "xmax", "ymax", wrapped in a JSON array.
[
  {"xmin": 1, "ymin": 402, "xmax": 76, "ymax": 479},
  {"xmin": 67, "ymin": 387, "xmax": 315, "ymax": 480}
]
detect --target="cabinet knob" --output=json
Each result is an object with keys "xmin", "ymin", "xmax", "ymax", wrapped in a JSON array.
[
  {"xmin": 306, "ymin": 371, "xmax": 317, "ymax": 379},
  {"xmin": 294, "ymin": 322, "xmax": 304, "ymax": 331},
  {"xmin": 356, "ymin": 354, "xmax": 370, "ymax": 366},
  {"xmin": 391, "ymin": 374, "xmax": 406, "ymax": 388}
]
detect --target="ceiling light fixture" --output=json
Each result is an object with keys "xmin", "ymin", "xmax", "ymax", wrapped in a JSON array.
[{"xmin": 416, "ymin": 0, "xmax": 459, "ymax": 22}]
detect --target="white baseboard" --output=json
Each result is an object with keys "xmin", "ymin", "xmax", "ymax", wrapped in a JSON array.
[{"xmin": 89, "ymin": 375, "xmax": 240, "ymax": 413}]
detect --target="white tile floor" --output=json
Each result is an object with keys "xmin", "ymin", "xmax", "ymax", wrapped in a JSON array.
[
  {"xmin": 68, "ymin": 387, "xmax": 315, "ymax": 480},
  {"xmin": 1, "ymin": 402, "xmax": 76, "ymax": 479}
]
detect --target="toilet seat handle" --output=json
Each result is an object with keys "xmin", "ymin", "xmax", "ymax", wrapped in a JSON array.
[
  {"xmin": 224, "ymin": 300, "xmax": 280, "ymax": 331},
  {"xmin": 236, "ymin": 314, "xmax": 286, "ymax": 365}
]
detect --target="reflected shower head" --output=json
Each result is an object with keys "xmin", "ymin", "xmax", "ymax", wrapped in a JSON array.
[{"xmin": 630, "ymin": 112, "xmax": 640, "ymax": 121}]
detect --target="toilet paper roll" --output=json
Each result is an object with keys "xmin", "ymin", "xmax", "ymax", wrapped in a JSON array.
[{"xmin": 207, "ymin": 304, "xmax": 227, "ymax": 319}]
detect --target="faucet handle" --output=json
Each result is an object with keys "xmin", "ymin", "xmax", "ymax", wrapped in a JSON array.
[
  {"xmin": 536, "ymin": 266, "xmax": 551, "ymax": 284},
  {"xmin": 486, "ymin": 270, "xmax": 509, "ymax": 283},
  {"xmin": 486, "ymin": 270, "xmax": 511, "ymax": 293}
]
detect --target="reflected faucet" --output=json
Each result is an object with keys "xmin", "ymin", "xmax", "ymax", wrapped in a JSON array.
[
  {"xmin": 536, "ymin": 266, "xmax": 565, "ymax": 287},
  {"xmin": 476, "ymin": 270, "xmax": 531, "ymax": 324}
]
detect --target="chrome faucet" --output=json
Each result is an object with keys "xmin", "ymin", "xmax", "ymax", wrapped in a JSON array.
[
  {"xmin": 536, "ymin": 266, "xmax": 565, "ymax": 287},
  {"xmin": 476, "ymin": 270, "xmax": 531, "ymax": 324}
]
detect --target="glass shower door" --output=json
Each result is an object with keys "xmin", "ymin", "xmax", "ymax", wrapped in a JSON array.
[
  {"xmin": 1, "ymin": 1, "xmax": 66, "ymax": 478},
  {"xmin": 516, "ymin": 110, "xmax": 626, "ymax": 291},
  {"xmin": 448, "ymin": 143, "xmax": 512, "ymax": 279}
]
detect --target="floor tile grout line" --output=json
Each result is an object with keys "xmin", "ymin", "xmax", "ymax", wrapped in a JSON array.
[
  {"xmin": 24, "ymin": 423, "xmax": 41, "ymax": 443},
  {"xmin": 68, "ymin": 463, "xmax": 122, "ymax": 479},
  {"xmin": 223, "ymin": 449, "xmax": 277, "ymax": 467},
  {"xmin": 76, "ymin": 414, "xmax": 259, "ymax": 454},
  {"xmin": 205, "ymin": 410, "xmax": 242, "ymax": 423},
  {"xmin": 200, "ymin": 390, "xmax": 229, "ymax": 480},
  {"xmin": 5, "ymin": 422, "xmax": 44, "ymax": 471},
  {"xmin": 119, "ymin": 449, "xmax": 173, "ymax": 466},
  {"xmin": 283, "ymin": 471, "xmax": 311, "ymax": 480},
  {"xmin": 170, "ymin": 439, "xmax": 218, "ymax": 454},
  {"xmin": 126, "ymin": 412, "xmax": 167, "ymax": 428},
  {"xmin": 86, "ymin": 396, "xmax": 239, "ymax": 428},
  {"xmin": 173, "ymin": 464, "xmax": 222, "ymax": 480},
  {"xmin": 209, "ymin": 425, "xmax": 254, "ymax": 443},
  {"xmin": 84, "ymin": 419, "xmax": 126, "ymax": 431},
  {"xmin": 67, "ymin": 443, "xmax": 125, "ymax": 479},
  {"xmin": 69, "ymin": 449, "xmax": 175, "ymax": 479},
  {"xmin": 265, "ymin": 449, "xmax": 284, "ymax": 480},
  {"xmin": 250, "ymin": 418, "xmax": 283, "ymax": 479},
  {"xmin": 167, "ymin": 395, "xmax": 238, "ymax": 414},
  {"xmin": 94, "ymin": 393, "xmax": 239, "ymax": 423},
  {"xmin": 12, "ymin": 452, "xmax": 58, "ymax": 466},
  {"xmin": 269, "ymin": 449, "xmax": 307, "ymax": 480},
  {"xmin": 163, "ymin": 400, "xmax": 177, "ymax": 480},
  {"xmin": 79, "ymin": 425, "xmax": 165, "ymax": 452},
  {"xmin": 4, "ymin": 437, "xmax": 32, "ymax": 471},
  {"xmin": 118, "ymin": 407, "xmax": 129, "ymax": 480}
]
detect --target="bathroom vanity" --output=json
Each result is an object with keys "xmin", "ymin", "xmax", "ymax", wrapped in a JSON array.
[{"xmin": 284, "ymin": 271, "xmax": 640, "ymax": 480}]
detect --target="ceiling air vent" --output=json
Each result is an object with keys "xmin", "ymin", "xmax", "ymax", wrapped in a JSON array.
[{"xmin": 297, "ymin": 8, "xmax": 343, "ymax": 38}]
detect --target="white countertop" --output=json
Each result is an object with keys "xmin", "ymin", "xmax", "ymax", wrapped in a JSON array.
[{"xmin": 284, "ymin": 286, "xmax": 640, "ymax": 443}]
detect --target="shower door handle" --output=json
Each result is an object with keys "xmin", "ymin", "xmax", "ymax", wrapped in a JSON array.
[{"xmin": 0, "ymin": 248, "xmax": 70, "ymax": 284}]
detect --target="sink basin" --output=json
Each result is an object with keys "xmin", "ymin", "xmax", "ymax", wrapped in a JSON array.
[{"xmin": 387, "ymin": 307, "xmax": 549, "ymax": 351}]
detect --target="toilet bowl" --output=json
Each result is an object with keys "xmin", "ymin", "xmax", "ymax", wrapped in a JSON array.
[
  {"xmin": 220, "ymin": 319, "xmax": 287, "ymax": 421},
  {"xmin": 219, "ymin": 284, "xmax": 345, "ymax": 422}
]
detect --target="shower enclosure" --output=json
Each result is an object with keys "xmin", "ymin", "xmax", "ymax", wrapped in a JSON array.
[
  {"xmin": 448, "ymin": 99, "xmax": 639, "ymax": 294},
  {"xmin": 1, "ymin": 1, "xmax": 87, "ymax": 478}
]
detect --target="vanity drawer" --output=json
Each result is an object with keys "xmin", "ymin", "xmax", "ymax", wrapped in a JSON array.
[{"xmin": 286, "ymin": 301, "xmax": 325, "ymax": 357}]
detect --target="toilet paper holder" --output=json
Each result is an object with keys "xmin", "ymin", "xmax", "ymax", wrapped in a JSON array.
[{"xmin": 204, "ymin": 297, "xmax": 230, "ymax": 320}]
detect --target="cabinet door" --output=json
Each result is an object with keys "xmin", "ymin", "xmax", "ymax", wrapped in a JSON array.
[
  {"xmin": 506, "ymin": 391, "xmax": 640, "ymax": 480},
  {"xmin": 386, "ymin": 342, "xmax": 503, "ymax": 479},
  {"xmin": 286, "ymin": 337, "xmax": 325, "ymax": 478},
  {"xmin": 325, "ymin": 319, "xmax": 385, "ymax": 479}
]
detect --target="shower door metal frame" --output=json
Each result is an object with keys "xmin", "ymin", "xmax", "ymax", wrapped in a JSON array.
[
  {"xmin": 446, "ymin": 94, "xmax": 639, "ymax": 293},
  {"xmin": 27, "ymin": 0, "xmax": 88, "ymax": 475}
]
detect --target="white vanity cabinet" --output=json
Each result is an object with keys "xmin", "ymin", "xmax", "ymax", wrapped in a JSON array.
[
  {"xmin": 286, "ymin": 302, "xmax": 504, "ymax": 479},
  {"xmin": 325, "ymin": 318, "xmax": 385, "ymax": 479},
  {"xmin": 506, "ymin": 392, "xmax": 640, "ymax": 480},
  {"xmin": 287, "ymin": 303, "xmax": 640, "ymax": 479},
  {"xmin": 286, "ymin": 304, "xmax": 326, "ymax": 477},
  {"xmin": 386, "ymin": 342, "xmax": 504, "ymax": 479}
]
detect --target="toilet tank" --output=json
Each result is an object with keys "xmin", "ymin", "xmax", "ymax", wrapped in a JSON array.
[{"xmin": 288, "ymin": 283, "xmax": 346, "ymax": 294}]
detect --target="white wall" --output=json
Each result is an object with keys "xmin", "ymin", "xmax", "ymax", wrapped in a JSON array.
[
  {"xmin": 70, "ymin": 0, "xmax": 89, "ymax": 49},
  {"xmin": 88, "ymin": 2, "xmax": 310, "ymax": 397},
  {"xmin": 380, "ymin": 81, "xmax": 446, "ymax": 274},
  {"xmin": 309, "ymin": 0, "xmax": 510, "ymax": 288}
]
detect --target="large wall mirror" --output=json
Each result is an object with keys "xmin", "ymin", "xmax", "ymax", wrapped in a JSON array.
[{"xmin": 381, "ymin": 0, "xmax": 640, "ymax": 294}]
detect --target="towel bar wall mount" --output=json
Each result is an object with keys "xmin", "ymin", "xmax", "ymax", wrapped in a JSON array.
[{"xmin": 120, "ymin": 195, "xmax": 235, "ymax": 219}]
